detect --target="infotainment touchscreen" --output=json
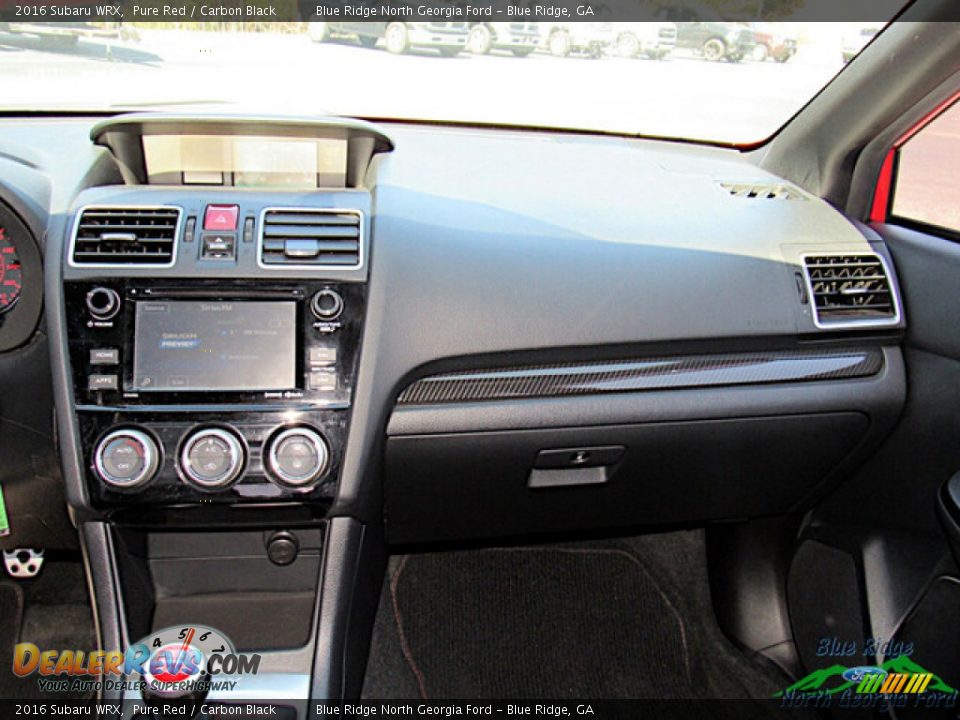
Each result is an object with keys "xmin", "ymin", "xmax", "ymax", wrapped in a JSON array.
[{"xmin": 132, "ymin": 301, "xmax": 296, "ymax": 392}]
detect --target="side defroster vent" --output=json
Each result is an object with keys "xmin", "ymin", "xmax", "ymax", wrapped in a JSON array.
[
  {"xmin": 71, "ymin": 207, "xmax": 180, "ymax": 265},
  {"xmin": 259, "ymin": 209, "xmax": 362, "ymax": 268},
  {"xmin": 803, "ymin": 254, "xmax": 900, "ymax": 328}
]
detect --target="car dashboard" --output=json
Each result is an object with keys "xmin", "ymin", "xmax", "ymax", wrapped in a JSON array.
[{"xmin": 0, "ymin": 112, "xmax": 908, "ymax": 705}]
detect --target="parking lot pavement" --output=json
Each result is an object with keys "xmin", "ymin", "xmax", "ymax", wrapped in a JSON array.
[{"xmin": 0, "ymin": 28, "xmax": 847, "ymax": 143}]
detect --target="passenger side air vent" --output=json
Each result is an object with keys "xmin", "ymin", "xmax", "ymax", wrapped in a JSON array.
[
  {"xmin": 721, "ymin": 182, "xmax": 805, "ymax": 200},
  {"xmin": 259, "ymin": 209, "xmax": 362, "ymax": 267},
  {"xmin": 803, "ymin": 254, "xmax": 899, "ymax": 327},
  {"xmin": 72, "ymin": 207, "xmax": 180, "ymax": 265}
]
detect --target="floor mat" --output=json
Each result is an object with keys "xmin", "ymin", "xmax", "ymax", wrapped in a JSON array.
[
  {"xmin": 363, "ymin": 530, "xmax": 797, "ymax": 705},
  {"xmin": 0, "ymin": 584, "xmax": 25, "ymax": 697},
  {"xmin": 391, "ymin": 547, "xmax": 692, "ymax": 699},
  {"xmin": 0, "ymin": 556, "xmax": 96, "ymax": 699}
]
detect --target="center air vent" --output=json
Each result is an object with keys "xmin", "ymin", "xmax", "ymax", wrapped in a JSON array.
[
  {"xmin": 803, "ymin": 254, "xmax": 899, "ymax": 328},
  {"xmin": 72, "ymin": 207, "xmax": 180, "ymax": 266},
  {"xmin": 259, "ymin": 209, "xmax": 362, "ymax": 268}
]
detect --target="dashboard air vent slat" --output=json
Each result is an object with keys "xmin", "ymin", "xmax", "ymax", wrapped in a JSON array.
[
  {"xmin": 803, "ymin": 254, "xmax": 898, "ymax": 327},
  {"xmin": 259, "ymin": 209, "xmax": 361, "ymax": 267},
  {"xmin": 72, "ymin": 207, "xmax": 180, "ymax": 265}
]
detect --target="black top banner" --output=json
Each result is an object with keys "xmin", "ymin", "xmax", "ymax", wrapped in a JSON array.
[{"xmin": 0, "ymin": 0, "xmax": 919, "ymax": 24}]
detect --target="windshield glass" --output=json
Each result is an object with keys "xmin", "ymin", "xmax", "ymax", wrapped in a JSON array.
[{"xmin": 0, "ymin": 14, "xmax": 902, "ymax": 144}]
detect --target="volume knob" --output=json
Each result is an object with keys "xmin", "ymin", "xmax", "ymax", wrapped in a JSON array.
[{"xmin": 85, "ymin": 287, "xmax": 121, "ymax": 320}]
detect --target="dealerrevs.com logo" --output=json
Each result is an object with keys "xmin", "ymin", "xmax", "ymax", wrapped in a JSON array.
[{"xmin": 13, "ymin": 625, "xmax": 261, "ymax": 696}]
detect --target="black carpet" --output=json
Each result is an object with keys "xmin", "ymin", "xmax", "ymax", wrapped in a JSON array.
[
  {"xmin": 0, "ymin": 556, "xmax": 96, "ymax": 699},
  {"xmin": 392, "ymin": 547, "xmax": 691, "ymax": 699},
  {"xmin": 363, "ymin": 530, "xmax": 800, "ymax": 707}
]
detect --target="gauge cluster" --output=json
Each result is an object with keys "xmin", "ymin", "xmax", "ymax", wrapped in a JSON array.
[
  {"xmin": 0, "ymin": 200, "xmax": 42, "ymax": 352},
  {"xmin": 0, "ymin": 225, "xmax": 23, "ymax": 314}
]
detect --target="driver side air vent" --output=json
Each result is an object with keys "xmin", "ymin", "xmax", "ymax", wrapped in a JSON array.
[
  {"xmin": 259, "ymin": 209, "xmax": 362, "ymax": 267},
  {"xmin": 803, "ymin": 254, "xmax": 899, "ymax": 328},
  {"xmin": 72, "ymin": 207, "xmax": 181, "ymax": 266}
]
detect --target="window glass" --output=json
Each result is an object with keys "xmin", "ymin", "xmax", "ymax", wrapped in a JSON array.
[{"xmin": 893, "ymin": 100, "xmax": 960, "ymax": 234}]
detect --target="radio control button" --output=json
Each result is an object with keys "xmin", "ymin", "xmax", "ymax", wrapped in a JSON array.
[
  {"xmin": 180, "ymin": 428, "xmax": 245, "ymax": 489},
  {"xmin": 308, "ymin": 347, "xmax": 337, "ymax": 367},
  {"xmin": 89, "ymin": 348, "xmax": 119, "ymax": 366},
  {"xmin": 94, "ymin": 429, "xmax": 159, "ymax": 489},
  {"xmin": 310, "ymin": 289, "xmax": 343, "ymax": 321},
  {"xmin": 88, "ymin": 374, "xmax": 119, "ymax": 391},
  {"xmin": 308, "ymin": 368, "xmax": 337, "ymax": 391},
  {"xmin": 85, "ymin": 287, "xmax": 121, "ymax": 320},
  {"xmin": 266, "ymin": 428, "xmax": 329, "ymax": 487}
]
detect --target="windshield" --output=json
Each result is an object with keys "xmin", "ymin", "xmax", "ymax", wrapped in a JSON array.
[{"xmin": 0, "ymin": 16, "xmax": 901, "ymax": 144}]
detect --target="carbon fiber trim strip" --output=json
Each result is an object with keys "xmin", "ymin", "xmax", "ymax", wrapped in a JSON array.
[{"xmin": 396, "ymin": 349, "xmax": 885, "ymax": 405}]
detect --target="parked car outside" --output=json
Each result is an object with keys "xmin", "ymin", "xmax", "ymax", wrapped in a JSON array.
[
  {"xmin": 539, "ymin": 22, "xmax": 616, "ymax": 58},
  {"xmin": 613, "ymin": 22, "xmax": 678, "ymax": 60},
  {"xmin": 674, "ymin": 21, "xmax": 755, "ymax": 62},
  {"xmin": 749, "ymin": 23, "xmax": 797, "ymax": 62},
  {"xmin": 659, "ymin": 4, "xmax": 756, "ymax": 62},
  {"xmin": 466, "ymin": 22, "xmax": 539, "ymax": 57},
  {"xmin": 308, "ymin": 21, "xmax": 468, "ymax": 56}
]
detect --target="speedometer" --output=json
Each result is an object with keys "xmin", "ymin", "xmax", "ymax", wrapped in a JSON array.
[{"xmin": 0, "ymin": 225, "xmax": 23, "ymax": 314}]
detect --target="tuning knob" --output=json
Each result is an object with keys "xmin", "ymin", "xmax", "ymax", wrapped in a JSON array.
[
  {"xmin": 179, "ymin": 428, "xmax": 245, "ymax": 489},
  {"xmin": 94, "ymin": 428, "xmax": 160, "ymax": 489},
  {"xmin": 265, "ymin": 427, "xmax": 329, "ymax": 488},
  {"xmin": 310, "ymin": 289, "xmax": 343, "ymax": 321}
]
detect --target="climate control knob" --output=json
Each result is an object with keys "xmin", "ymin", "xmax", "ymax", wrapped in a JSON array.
[
  {"xmin": 310, "ymin": 289, "xmax": 343, "ymax": 321},
  {"xmin": 265, "ymin": 427, "xmax": 329, "ymax": 488},
  {"xmin": 85, "ymin": 286, "xmax": 121, "ymax": 320},
  {"xmin": 179, "ymin": 428, "xmax": 245, "ymax": 489},
  {"xmin": 94, "ymin": 429, "xmax": 160, "ymax": 489}
]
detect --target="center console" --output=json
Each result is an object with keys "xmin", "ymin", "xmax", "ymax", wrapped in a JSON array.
[
  {"xmin": 65, "ymin": 275, "xmax": 364, "ymax": 507},
  {"xmin": 47, "ymin": 116, "xmax": 393, "ymax": 712}
]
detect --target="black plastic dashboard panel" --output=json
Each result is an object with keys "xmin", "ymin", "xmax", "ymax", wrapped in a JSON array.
[
  {"xmin": 385, "ymin": 412, "xmax": 871, "ymax": 544},
  {"xmin": 396, "ymin": 348, "xmax": 884, "ymax": 405}
]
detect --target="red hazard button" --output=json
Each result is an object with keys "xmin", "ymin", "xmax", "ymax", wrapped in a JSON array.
[{"xmin": 203, "ymin": 204, "xmax": 239, "ymax": 231}]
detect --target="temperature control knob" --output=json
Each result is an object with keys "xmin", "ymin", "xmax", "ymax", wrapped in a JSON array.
[
  {"xmin": 179, "ymin": 428, "xmax": 245, "ymax": 489},
  {"xmin": 265, "ymin": 427, "xmax": 329, "ymax": 488},
  {"xmin": 94, "ymin": 429, "xmax": 160, "ymax": 489},
  {"xmin": 310, "ymin": 289, "xmax": 343, "ymax": 321},
  {"xmin": 85, "ymin": 286, "xmax": 121, "ymax": 320}
]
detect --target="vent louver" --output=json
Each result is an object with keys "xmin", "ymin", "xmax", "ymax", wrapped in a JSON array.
[
  {"xmin": 72, "ymin": 207, "xmax": 180, "ymax": 265},
  {"xmin": 721, "ymin": 183, "xmax": 805, "ymax": 200},
  {"xmin": 803, "ymin": 254, "xmax": 899, "ymax": 327},
  {"xmin": 259, "ymin": 209, "xmax": 362, "ymax": 267}
]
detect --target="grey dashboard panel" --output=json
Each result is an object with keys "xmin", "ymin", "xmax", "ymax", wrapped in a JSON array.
[
  {"xmin": 60, "ymin": 186, "xmax": 372, "ymax": 282},
  {"xmin": 337, "ymin": 124, "xmax": 906, "ymax": 518},
  {"xmin": 0, "ymin": 116, "xmax": 909, "ymax": 531}
]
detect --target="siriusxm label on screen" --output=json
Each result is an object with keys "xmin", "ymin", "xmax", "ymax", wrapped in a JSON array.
[{"xmin": 133, "ymin": 301, "xmax": 296, "ymax": 392}]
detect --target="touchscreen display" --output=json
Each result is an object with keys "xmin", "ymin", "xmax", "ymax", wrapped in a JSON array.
[{"xmin": 133, "ymin": 301, "xmax": 296, "ymax": 392}]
